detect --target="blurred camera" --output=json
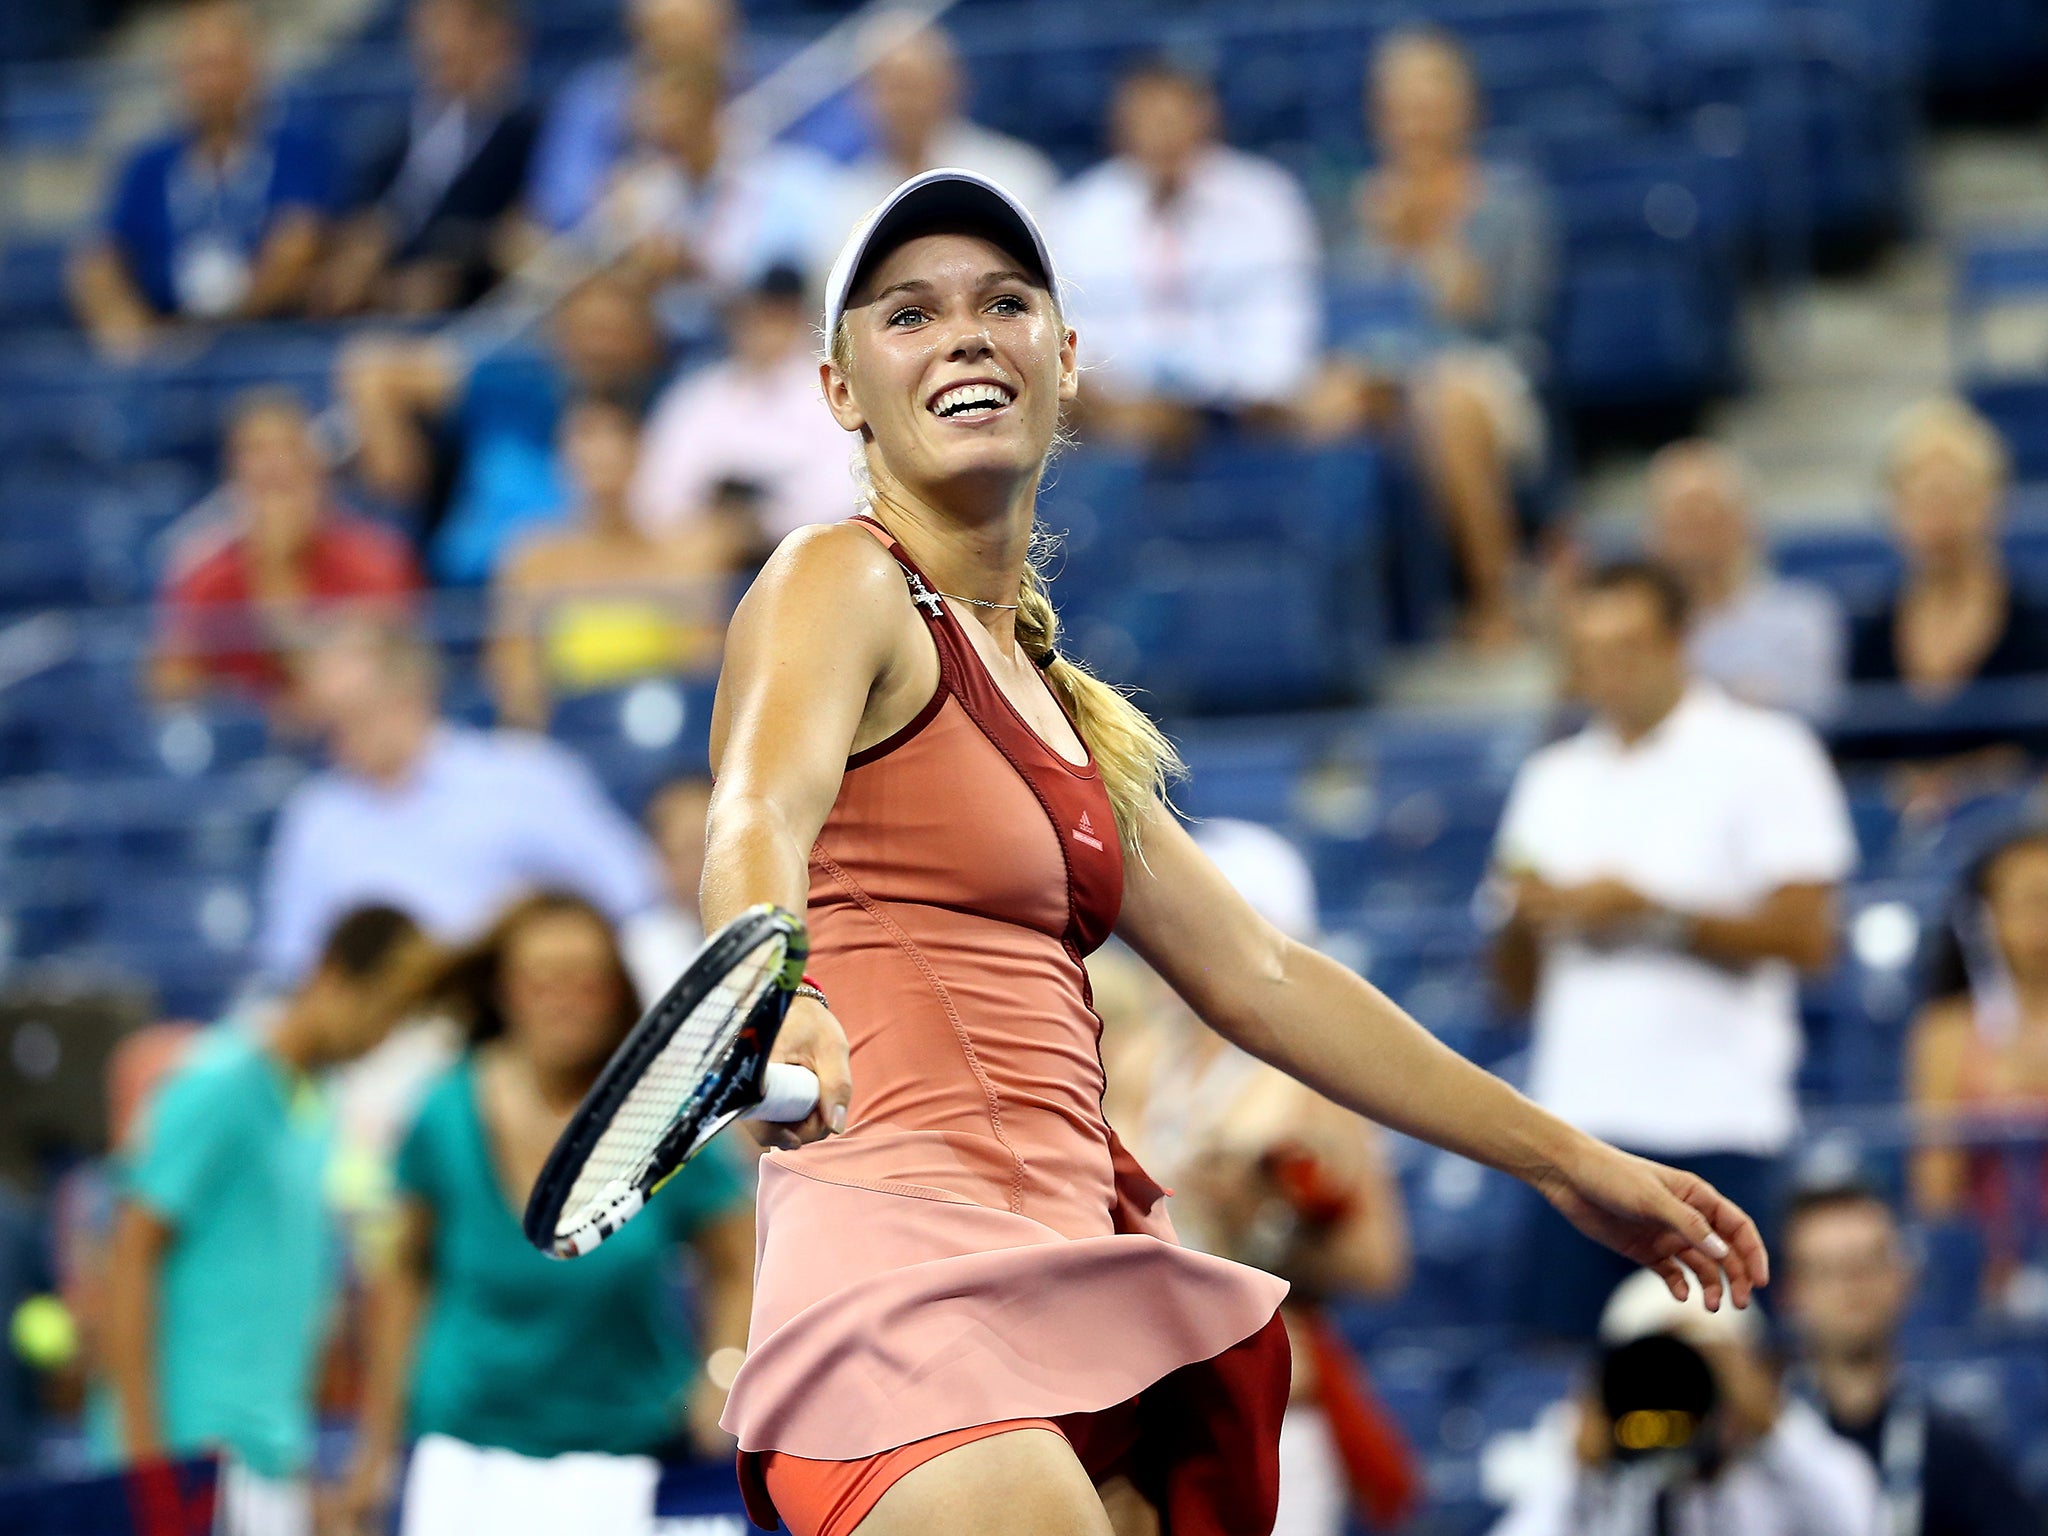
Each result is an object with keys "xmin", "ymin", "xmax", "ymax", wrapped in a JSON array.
[{"xmin": 1599, "ymin": 1333, "xmax": 1721, "ymax": 1479}]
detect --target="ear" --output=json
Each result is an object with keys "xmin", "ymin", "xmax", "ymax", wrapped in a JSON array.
[
  {"xmin": 1056, "ymin": 325, "xmax": 1080, "ymax": 404},
  {"xmin": 820, "ymin": 358, "xmax": 866, "ymax": 434}
]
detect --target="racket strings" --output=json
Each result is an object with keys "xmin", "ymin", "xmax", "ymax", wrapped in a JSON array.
[{"xmin": 559, "ymin": 938, "xmax": 783, "ymax": 1229}]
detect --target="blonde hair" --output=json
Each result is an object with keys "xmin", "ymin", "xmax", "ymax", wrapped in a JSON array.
[
  {"xmin": 829, "ymin": 318, "xmax": 1183, "ymax": 855},
  {"xmin": 1888, "ymin": 396, "xmax": 2010, "ymax": 491}
]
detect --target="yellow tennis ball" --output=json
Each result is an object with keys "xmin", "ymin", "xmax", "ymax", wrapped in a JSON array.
[{"xmin": 11, "ymin": 1295, "xmax": 78, "ymax": 1370}]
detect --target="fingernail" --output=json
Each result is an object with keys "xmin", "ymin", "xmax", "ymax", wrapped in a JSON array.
[
  {"xmin": 1702, "ymin": 1233, "xmax": 1729, "ymax": 1260},
  {"xmin": 829, "ymin": 1105, "xmax": 847, "ymax": 1134}
]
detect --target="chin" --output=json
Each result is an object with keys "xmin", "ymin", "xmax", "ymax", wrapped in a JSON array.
[{"xmin": 929, "ymin": 432, "xmax": 1048, "ymax": 487}]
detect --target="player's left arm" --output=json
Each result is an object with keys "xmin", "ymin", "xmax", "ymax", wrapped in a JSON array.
[{"xmin": 1114, "ymin": 800, "xmax": 1768, "ymax": 1310}]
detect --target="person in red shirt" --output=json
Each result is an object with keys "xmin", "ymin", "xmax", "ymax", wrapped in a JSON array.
[{"xmin": 153, "ymin": 389, "xmax": 422, "ymax": 707}]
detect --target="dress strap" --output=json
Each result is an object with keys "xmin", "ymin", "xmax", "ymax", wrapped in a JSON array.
[{"xmin": 847, "ymin": 514, "xmax": 950, "ymax": 628}]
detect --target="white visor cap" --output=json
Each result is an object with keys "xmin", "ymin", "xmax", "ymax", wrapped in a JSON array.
[
  {"xmin": 822, "ymin": 167, "xmax": 1059, "ymax": 339},
  {"xmin": 1598, "ymin": 1266, "xmax": 1761, "ymax": 1351}
]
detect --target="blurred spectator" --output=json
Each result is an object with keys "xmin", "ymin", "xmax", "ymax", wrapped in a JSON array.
[
  {"xmin": 1909, "ymin": 823, "xmax": 2048, "ymax": 1305},
  {"xmin": 1781, "ymin": 1182, "xmax": 2043, "ymax": 1534},
  {"xmin": 821, "ymin": 21, "xmax": 1058, "ymax": 239},
  {"xmin": 1647, "ymin": 440, "xmax": 1846, "ymax": 721},
  {"xmin": 70, "ymin": 0, "xmax": 336, "ymax": 357},
  {"xmin": 151, "ymin": 389, "xmax": 421, "ymax": 707},
  {"xmin": 621, "ymin": 775, "xmax": 712, "ymax": 1005},
  {"xmin": 1853, "ymin": 398, "xmax": 2048, "ymax": 697},
  {"xmin": 528, "ymin": 0, "xmax": 735, "ymax": 236},
  {"xmin": 99, "ymin": 905, "xmax": 423, "ymax": 1536},
  {"xmin": 312, "ymin": 0, "xmax": 538, "ymax": 318},
  {"xmin": 629, "ymin": 264, "xmax": 852, "ymax": 545},
  {"xmin": 259, "ymin": 619, "xmax": 662, "ymax": 981},
  {"xmin": 1489, "ymin": 1268, "xmax": 1884, "ymax": 1536},
  {"xmin": 339, "ymin": 892, "xmax": 753, "ymax": 1536},
  {"xmin": 589, "ymin": 57, "xmax": 836, "ymax": 339},
  {"xmin": 1490, "ymin": 562, "xmax": 1854, "ymax": 1336},
  {"xmin": 1051, "ymin": 60, "xmax": 1321, "ymax": 450},
  {"xmin": 1104, "ymin": 820, "xmax": 1417, "ymax": 1536},
  {"xmin": 341, "ymin": 271, "xmax": 666, "ymax": 585},
  {"xmin": 488, "ymin": 398, "xmax": 731, "ymax": 730},
  {"xmin": 1298, "ymin": 28, "xmax": 1557, "ymax": 649}
]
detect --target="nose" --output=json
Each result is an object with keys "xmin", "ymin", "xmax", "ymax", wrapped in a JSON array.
[{"xmin": 944, "ymin": 316, "xmax": 995, "ymax": 362}]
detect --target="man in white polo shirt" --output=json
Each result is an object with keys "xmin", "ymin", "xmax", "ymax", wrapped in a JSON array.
[{"xmin": 1489, "ymin": 560, "xmax": 1856, "ymax": 1337}]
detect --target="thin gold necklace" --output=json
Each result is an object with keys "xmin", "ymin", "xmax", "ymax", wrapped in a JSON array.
[{"xmin": 866, "ymin": 493, "xmax": 1022, "ymax": 610}]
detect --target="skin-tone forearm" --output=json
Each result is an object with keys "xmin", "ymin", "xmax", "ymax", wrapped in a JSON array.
[
  {"xmin": 1212, "ymin": 938, "xmax": 1591, "ymax": 1190},
  {"xmin": 342, "ymin": 342, "xmax": 456, "ymax": 504},
  {"xmin": 692, "ymin": 1213, "xmax": 755, "ymax": 1358},
  {"xmin": 1506, "ymin": 877, "xmax": 1837, "ymax": 977},
  {"xmin": 1686, "ymin": 892, "xmax": 1837, "ymax": 972},
  {"xmin": 1490, "ymin": 912, "xmax": 1542, "ymax": 1015},
  {"xmin": 340, "ymin": 1203, "xmax": 431, "ymax": 1534},
  {"xmin": 353, "ymin": 1254, "xmax": 425, "ymax": 1466},
  {"xmin": 70, "ymin": 244, "xmax": 160, "ymax": 356},
  {"xmin": 238, "ymin": 214, "xmax": 323, "ymax": 320},
  {"xmin": 103, "ymin": 1204, "xmax": 170, "ymax": 1461}
]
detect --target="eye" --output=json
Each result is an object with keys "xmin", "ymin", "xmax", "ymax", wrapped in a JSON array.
[
  {"xmin": 886, "ymin": 306, "xmax": 929, "ymax": 327},
  {"xmin": 987, "ymin": 294, "xmax": 1028, "ymax": 316}
]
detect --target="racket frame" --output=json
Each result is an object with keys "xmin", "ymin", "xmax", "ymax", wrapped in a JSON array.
[{"xmin": 522, "ymin": 903, "xmax": 809, "ymax": 1258}]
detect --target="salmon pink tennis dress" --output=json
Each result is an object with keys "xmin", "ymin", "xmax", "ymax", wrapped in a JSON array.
[{"xmin": 721, "ymin": 517, "xmax": 1291, "ymax": 1535}]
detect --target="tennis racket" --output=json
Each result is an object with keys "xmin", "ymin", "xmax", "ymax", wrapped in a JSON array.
[{"xmin": 523, "ymin": 903, "xmax": 821, "ymax": 1259}]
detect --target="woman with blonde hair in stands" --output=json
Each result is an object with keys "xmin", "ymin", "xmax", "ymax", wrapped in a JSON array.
[
  {"xmin": 701, "ymin": 168, "xmax": 1765, "ymax": 1536},
  {"xmin": 1909, "ymin": 824, "xmax": 2048, "ymax": 1307},
  {"xmin": 1854, "ymin": 396, "xmax": 2048, "ymax": 697}
]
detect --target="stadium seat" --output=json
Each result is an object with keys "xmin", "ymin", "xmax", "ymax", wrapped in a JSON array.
[{"xmin": 548, "ymin": 676, "xmax": 719, "ymax": 812}]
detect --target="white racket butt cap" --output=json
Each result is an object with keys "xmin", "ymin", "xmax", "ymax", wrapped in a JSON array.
[{"xmin": 743, "ymin": 1063, "xmax": 821, "ymax": 1124}]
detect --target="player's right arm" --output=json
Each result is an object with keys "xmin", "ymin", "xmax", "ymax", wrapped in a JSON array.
[{"xmin": 700, "ymin": 522, "xmax": 933, "ymax": 1144}]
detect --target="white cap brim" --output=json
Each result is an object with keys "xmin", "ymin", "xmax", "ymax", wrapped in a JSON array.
[
  {"xmin": 822, "ymin": 168, "xmax": 1058, "ymax": 339},
  {"xmin": 1598, "ymin": 1267, "xmax": 1761, "ymax": 1350}
]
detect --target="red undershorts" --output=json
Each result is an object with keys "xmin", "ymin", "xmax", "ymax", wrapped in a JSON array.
[{"xmin": 744, "ymin": 1399, "xmax": 1142, "ymax": 1536}]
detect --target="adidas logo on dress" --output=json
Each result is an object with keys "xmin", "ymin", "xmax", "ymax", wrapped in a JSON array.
[{"xmin": 1072, "ymin": 810, "xmax": 1104, "ymax": 852}]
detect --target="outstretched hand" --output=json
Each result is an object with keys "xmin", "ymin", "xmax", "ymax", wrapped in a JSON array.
[
  {"xmin": 751, "ymin": 996, "xmax": 852, "ymax": 1150},
  {"xmin": 1537, "ymin": 1140, "xmax": 1769, "ymax": 1313}
]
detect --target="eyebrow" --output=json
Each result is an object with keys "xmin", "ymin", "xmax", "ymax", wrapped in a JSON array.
[{"xmin": 867, "ymin": 270, "xmax": 1040, "ymax": 309}]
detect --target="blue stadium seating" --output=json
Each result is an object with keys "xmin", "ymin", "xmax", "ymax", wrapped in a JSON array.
[{"xmin": 548, "ymin": 675, "xmax": 720, "ymax": 811}]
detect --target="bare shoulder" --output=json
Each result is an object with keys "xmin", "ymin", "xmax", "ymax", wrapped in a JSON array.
[
  {"xmin": 731, "ymin": 522, "xmax": 912, "ymax": 642},
  {"xmin": 716, "ymin": 524, "xmax": 917, "ymax": 696}
]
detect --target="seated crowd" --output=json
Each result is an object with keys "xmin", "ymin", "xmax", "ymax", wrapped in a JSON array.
[
  {"xmin": 12, "ymin": 0, "xmax": 2048, "ymax": 1531},
  {"xmin": 69, "ymin": 0, "xmax": 1579, "ymax": 647}
]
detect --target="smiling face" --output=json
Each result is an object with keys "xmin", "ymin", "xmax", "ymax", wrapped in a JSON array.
[{"xmin": 822, "ymin": 231, "xmax": 1077, "ymax": 508}]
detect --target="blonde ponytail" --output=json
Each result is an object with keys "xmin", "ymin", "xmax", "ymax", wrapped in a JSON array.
[{"xmin": 1014, "ymin": 537, "xmax": 1183, "ymax": 857}]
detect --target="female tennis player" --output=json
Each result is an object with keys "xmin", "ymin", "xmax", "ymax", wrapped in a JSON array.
[{"xmin": 701, "ymin": 168, "xmax": 1767, "ymax": 1536}]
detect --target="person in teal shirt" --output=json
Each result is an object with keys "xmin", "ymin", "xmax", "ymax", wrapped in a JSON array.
[
  {"xmin": 340, "ymin": 890, "xmax": 754, "ymax": 1536},
  {"xmin": 100, "ymin": 905, "xmax": 425, "ymax": 1536}
]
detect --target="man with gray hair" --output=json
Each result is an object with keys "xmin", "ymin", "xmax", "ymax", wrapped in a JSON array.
[
  {"xmin": 258, "ymin": 619, "xmax": 661, "ymax": 980},
  {"xmin": 1647, "ymin": 440, "xmax": 1846, "ymax": 721}
]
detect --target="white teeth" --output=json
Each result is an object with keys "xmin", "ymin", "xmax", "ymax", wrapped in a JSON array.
[{"xmin": 931, "ymin": 383, "xmax": 1014, "ymax": 417}]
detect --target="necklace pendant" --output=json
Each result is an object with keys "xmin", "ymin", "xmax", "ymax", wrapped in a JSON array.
[{"xmin": 907, "ymin": 573, "xmax": 945, "ymax": 619}]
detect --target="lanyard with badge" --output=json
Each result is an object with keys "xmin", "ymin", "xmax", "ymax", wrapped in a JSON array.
[
  {"xmin": 1876, "ymin": 1393, "xmax": 1926, "ymax": 1536},
  {"xmin": 1793, "ymin": 1372, "xmax": 1925, "ymax": 1536},
  {"xmin": 167, "ymin": 128, "xmax": 275, "ymax": 317}
]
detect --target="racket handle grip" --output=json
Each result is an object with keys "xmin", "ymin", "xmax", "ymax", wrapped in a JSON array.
[{"xmin": 745, "ymin": 1063, "xmax": 821, "ymax": 1124}]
